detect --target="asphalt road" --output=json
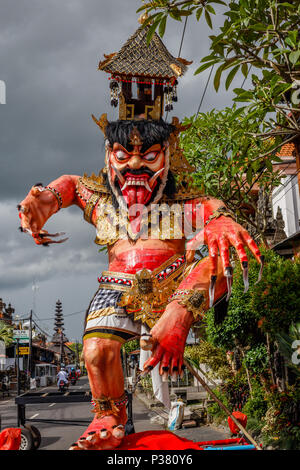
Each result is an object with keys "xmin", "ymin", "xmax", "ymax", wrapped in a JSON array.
[
  {"xmin": 0, "ymin": 376, "xmax": 92, "ymax": 450},
  {"xmin": 0, "ymin": 376, "xmax": 229, "ymax": 450}
]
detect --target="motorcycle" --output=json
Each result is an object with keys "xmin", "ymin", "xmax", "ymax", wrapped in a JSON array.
[
  {"xmin": 70, "ymin": 377, "xmax": 77, "ymax": 386},
  {"xmin": 58, "ymin": 379, "xmax": 68, "ymax": 393}
]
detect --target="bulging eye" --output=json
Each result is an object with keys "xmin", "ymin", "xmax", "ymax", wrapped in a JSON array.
[
  {"xmin": 115, "ymin": 150, "xmax": 128, "ymax": 161},
  {"xmin": 144, "ymin": 151, "xmax": 158, "ymax": 162}
]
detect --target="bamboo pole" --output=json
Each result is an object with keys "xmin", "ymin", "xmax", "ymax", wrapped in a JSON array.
[{"xmin": 183, "ymin": 359, "xmax": 262, "ymax": 451}]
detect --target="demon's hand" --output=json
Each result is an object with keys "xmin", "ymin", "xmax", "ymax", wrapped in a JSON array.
[
  {"xmin": 142, "ymin": 300, "xmax": 192, "ymax": 380},
  {"xmin": 186, "ymin": 215, "xmax": 263, "ymax": 299},
  {"xmin": 18, "ymin": 186, "xmax": 68, "ymax": 246}
]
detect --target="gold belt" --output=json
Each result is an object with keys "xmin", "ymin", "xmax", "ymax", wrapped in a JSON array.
[{"xmin": 98, "ymin": 254, "xmax": 187, "ymax": 328}]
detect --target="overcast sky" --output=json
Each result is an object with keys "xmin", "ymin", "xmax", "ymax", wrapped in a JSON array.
[{"xmin": 0, "ymin": 0, "xmax": 247, "ymax": 341}]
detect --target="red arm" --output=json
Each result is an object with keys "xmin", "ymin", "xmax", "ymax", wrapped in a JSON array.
[
  {"xmin": 143, "ymin": 197, "xmax": 263, "ymax": 378},
  {"xmin": 18, "ymin": 174, "xmax": 92, "ymax": 245}
]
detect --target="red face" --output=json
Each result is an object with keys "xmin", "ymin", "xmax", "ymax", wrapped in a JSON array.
[{"xmin": 107, "ymin": 141, "xmax": 167, "ymax": 209}]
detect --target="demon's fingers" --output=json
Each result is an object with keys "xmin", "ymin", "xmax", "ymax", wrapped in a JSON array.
[
  {"xmin": 227, "ymin": 232, "xmax": 248, "ymax": 264},
  {"xmin": 206, "ymin": 234, "xmax": 218, "ymax": 307},
  {"xmin": 240, "ymin": 229, "xmax": 261, "ymax": 263},
  {"xmin": 227, "ymin": 232, "xmax": 249, "ymax": 292},
  {"xmin": 207, "ymin": 234, "xmax": 218, "ymax": 275},
  {"xmin": 186, "ymin": 229, "xmax": 205, "ymax": 251},
  {"xmin": 217, "ymin": 235, "xmax": 231, "ymax": 273},
  {"xmin": 170, "ymin": 357, "xmax": 180, "ymax": 381},
  {"xmin": 159, "ymin": 352, "xmax": 171, "ymax": 375},
  {"xmin": 143, "ymin": 344, "xmax": 164, "ymax": 371}
]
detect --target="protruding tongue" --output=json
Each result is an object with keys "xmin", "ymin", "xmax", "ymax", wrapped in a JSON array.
[
  {"xmin": 121, "ymin": 184, "xmax": 150, "ymax": 209},
  {"xmin": 136, "ymin": 185, "xmax": 148, "ymax": 205}
]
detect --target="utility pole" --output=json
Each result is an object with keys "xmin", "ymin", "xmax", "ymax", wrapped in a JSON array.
[
  {"xmin": 16, "ymin": 338, "xmax": 20, "ymax": 396},
  {"xmin": 29, "ymin": 310, "xmax": 33, "ymax": 377},
  {"xmin": 76, "ymin": 341, "xmax": 79, "ymax": 368}
]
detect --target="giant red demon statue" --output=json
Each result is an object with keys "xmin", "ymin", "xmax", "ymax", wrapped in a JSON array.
[{"xmin": 18, "ymin": 21, "xmax": 262, "ymax": 450}]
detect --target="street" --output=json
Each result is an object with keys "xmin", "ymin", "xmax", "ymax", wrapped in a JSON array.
[
  {"xmin": 0, "ymin": 375, "xmax": 229, "ymax": 450},
  {"xmin": 0, "ymin": 376, "xmax": 92, "ymax": 450}
]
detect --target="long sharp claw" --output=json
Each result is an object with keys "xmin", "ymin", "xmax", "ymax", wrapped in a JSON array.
[
  {"xmin": 45, "ymin": 237, "xmax": 69, "ymax": 245},
  {"xmin": 256, "ymin": 255, "xmax": 265, "ymax": 284},
  {"xmin": 39, "ymin": 232, "xmax": 66, "ymax": 238},
  {"xmin": 23, "ymin": 227, "xmax": 33, "ymax": 236},
  {"xmin": 242, "ymin": 261, "xmax": 249, "ymax": 293},
  {"xmin": 209, "ymin": 275, "xmax": 217, "ymax": 308},
  {"xmin": 225, "ymin": 267, "xmax": 233, "ymax": 301}
]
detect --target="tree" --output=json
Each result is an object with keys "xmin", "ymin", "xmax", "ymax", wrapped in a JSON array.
[
  {"xmin": 138, "ymin": 0, "xmax": 300, "ymax": 146},
  {"xmin": 0, "ymin": 321, "xmax": 13, "ymax": 347},
  {"xmin": 180, "ymin": 105, "xmax": 282, "ymax": 234}
]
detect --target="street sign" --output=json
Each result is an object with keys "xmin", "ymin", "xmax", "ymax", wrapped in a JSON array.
[
  {"xmin": 17, "ymin": 347, "xmax": 29, "ymax": 355},
  {"xmin": 13, "ymin": 330, "xmax": 29, "ymax": 341}
]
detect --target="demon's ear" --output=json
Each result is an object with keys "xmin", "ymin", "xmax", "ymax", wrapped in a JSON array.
[{"xmin": 91, "ymin": 113, "xmax": 109, "ymax": 136}]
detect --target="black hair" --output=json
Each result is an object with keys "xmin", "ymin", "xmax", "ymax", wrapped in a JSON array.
[{"xmin": 105, "ymin": 119, "xmax": 175, "ymax": 154}]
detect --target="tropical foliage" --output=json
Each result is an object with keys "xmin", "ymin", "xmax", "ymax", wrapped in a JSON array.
[{"xmin": 0, "ymin": 321, "xmax": 13, "ymax": 347}]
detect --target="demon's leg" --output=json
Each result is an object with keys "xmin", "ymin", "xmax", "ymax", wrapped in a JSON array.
[{"xmin": 70, "ymin": 338, "xmax": 126, "ymax": 450}]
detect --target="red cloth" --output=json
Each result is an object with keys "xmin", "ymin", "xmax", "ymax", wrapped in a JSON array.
[
  {"xmin": 227, "ymin": 411, "xmax": 248, "ymax": 435},
  {"xmin": 118, "ymin": 431, "xmax": 201, "ymax": 450},
  {"xmin": 0, "ymin": 428, "xmax": 21, "ymax": 450}
]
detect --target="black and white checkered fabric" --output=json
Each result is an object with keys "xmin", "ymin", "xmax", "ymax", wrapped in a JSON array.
[{"xmin": 88, "ymin": 288, "xmax": 125, "ymax": 315}]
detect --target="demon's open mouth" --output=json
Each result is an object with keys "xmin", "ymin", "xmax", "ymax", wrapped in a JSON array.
[{"xmin": 112, "ymin": 167, "xmax": 165, "ymax": 208}]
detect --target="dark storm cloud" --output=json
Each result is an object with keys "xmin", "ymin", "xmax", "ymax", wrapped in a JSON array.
[
  {"xmin": 0, "ymin": 0, "xmax": 247, "ymax": 338},
  {"xmin": 0, "ymin": 0, "xmax": 240, "ymax": 201}
]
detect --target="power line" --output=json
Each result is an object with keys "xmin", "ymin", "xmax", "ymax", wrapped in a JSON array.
[
  {"xmin": 32, "ymin": 319, "xmax": 51, "ymax": 338},
  {"xmin": 33, "ymin": 309, "xmax": 86, "ymax": 322},
  {"xmin": 195, "ymin": 64, "xmax": 214, "ymax": 117},
  {"xmin": 178, "ymin": 15, "xmax": 189, "ymax": 58},
  {"xmin": 166, "ymin": 13, "xmax": 189, "ymax": 123},
  {"xmin": 241, "ymin": 64, "xmax": 252, "ymax": 89}
]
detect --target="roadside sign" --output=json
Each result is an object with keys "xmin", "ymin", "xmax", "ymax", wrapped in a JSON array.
[
  {"xmin": 17, "ymin": 347, "xmax": 29, "ymax": 355},
  {"xmin": 13, "ymin": 330, "xmax": 29, "ymax": 341}
]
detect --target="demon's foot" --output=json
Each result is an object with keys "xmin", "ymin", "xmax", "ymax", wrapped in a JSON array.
[{"xmin": 69, "ymin": 415, "xmax": 125, "ymax": 450}]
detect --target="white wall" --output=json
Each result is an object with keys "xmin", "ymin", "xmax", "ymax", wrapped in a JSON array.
[{"xmin": 272, "ymin": 175, "xmax": 300, "ymax": 237}]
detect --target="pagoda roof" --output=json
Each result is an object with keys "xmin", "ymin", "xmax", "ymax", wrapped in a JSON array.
[{"xmin": 98, "ymin": 24, "xmax": 191, "ymax": 79}]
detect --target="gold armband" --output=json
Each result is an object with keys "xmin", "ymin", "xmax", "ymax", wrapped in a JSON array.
[
  {"xmin": 205, "ymin": 206, "xmax": 233, "ymax": 227},
  {"xmin": 169, "ymin": 289, "xmax": 206, "ymax": 321},
  {"xmin": 84, "ymin": 193, "xmax": 101, "ymax": 223}
]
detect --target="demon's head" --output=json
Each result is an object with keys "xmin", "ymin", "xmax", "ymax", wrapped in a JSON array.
[{"xmin": 104, "ymin": 119, "xmax": 176, "ymax": 210}]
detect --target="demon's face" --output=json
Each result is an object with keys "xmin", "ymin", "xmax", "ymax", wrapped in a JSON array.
[{"xmin": 106, "ymin": 126, "xmax": 169, "ymax": 210}]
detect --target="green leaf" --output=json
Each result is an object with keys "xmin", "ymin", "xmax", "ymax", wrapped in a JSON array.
[
  {"xmin": 205, "ymin": 10, "xmax": 212, "ymax": 29},
  {"xmin": 214, "ymin": 63, "xmax": 226, "ymax": 91},
  {"xmin": 169, "ymin": 9, "xmax": 182, "ymax": 21},
  {"xmin": 196, "ymin": 7, "xmax": 203, "ymax": 21},
  {"xmin": 289, "ymin": 50, "xmax": 300, "ymax": 65},
  {"xmin": 225, "ymin": 65, "xmax": 240, "ymax": 90},
  {"xmin": 158, "ymin": 15, "xmax": 167, "ymax": 37},
  {"xmin": 241, "ymin": 62, "xmax": 248, "ymax": 78},
  {"xmin": 206, "ymin": 5, "xmax": 216, "ymax": 15},
  {"xmin": 195, "ymin": 60, "xmax": 218, "ymax": 75},
  {"xmin": 146, "ymin": 15, "xmax": 163, "ymax": 45}
]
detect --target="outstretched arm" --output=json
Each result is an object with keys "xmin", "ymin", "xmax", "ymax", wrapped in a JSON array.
[
  {"xmin": 18, "ymin": 175, "xmax": 82, "ymax": 245},
  {"xmin": 142, "ymin": 197, "xmax": 263, "ymax": 379},
  {"xmin": 185, "ymin": 196, "xmax": 263, "ymax": 302}
]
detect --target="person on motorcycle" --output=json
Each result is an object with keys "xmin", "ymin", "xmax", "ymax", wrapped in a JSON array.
[
  {"xmin": 57, "ymin": 367, "xmax": 69, "ymax": 388},
  {"xmin": 69, "ymin": 367, "xmax": 77, "ymax": 384}
]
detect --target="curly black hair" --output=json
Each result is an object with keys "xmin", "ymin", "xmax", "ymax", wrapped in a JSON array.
[{"xmin": 105, "ymin": 119, "xmax": 174, "ymax": 154}]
